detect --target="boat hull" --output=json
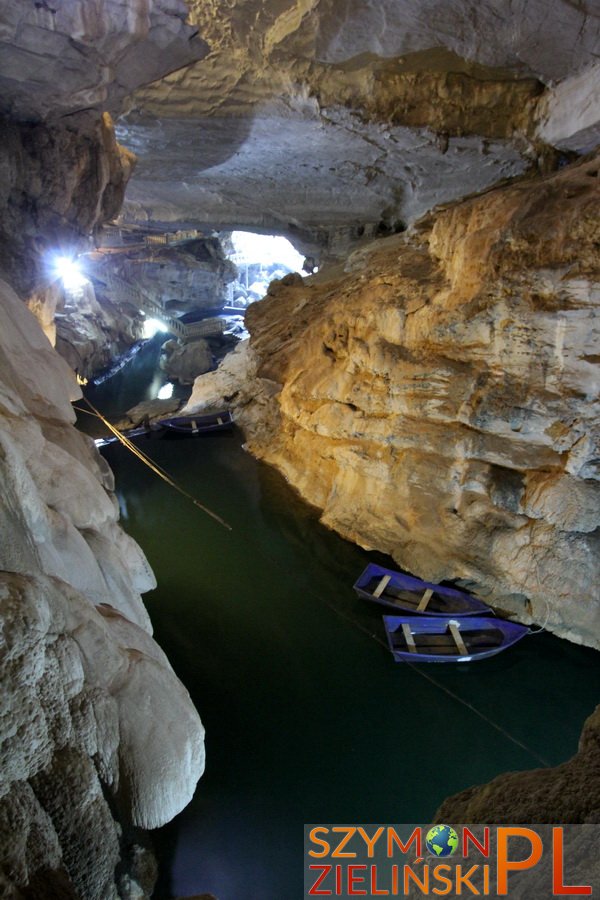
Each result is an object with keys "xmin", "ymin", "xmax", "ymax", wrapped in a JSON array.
[
  {"xmin": 354, "ymin": 563, "xmax": 490, "ymax": 616},
  {"xmin": 383, "ymin": 615, "xmax": 529, "ymax": 663},
  {"xmin": 93, "ymin": 410, "xmax": 233, "ymax": 447},
  {"xmin": 94, "ymin": 425, "xmax": 159, "ymax": 448},
  {"xmin": 161, "ymin": 410, "xmax": 234, "ymax": 434}
]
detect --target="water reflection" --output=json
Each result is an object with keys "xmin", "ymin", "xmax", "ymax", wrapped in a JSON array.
[{"xmin": 97, "ymin": 434, "xmax": 600, "ymax": 900}]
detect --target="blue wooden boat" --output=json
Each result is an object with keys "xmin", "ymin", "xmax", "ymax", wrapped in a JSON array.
[
  {"xmin": 94, "ymin": 424, "xmax": 162, "ymax": 448},
  {"xmin": 354, "ymin": 563, "xmax": 490, "ymax": 616},
  {"xmin": 161, "ymin": 410, "xmax": 233, "ymax": 434},
  {"xmin": 383, "ymin": 615, "xmax": 529, "ymax": 663},
  {"xmin": 93, "ymin": 410, "xmax": 233, "ymax": 448}
]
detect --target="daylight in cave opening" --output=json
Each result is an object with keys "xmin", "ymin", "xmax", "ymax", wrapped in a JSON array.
[{"xmin": 230, "ymin": 231, "xmax": 305, "ymax": 272}]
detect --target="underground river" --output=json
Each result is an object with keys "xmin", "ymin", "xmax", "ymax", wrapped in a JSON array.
[{"xmin": 80, "ymin": 340, "xmax": 600, "ymax": 899}]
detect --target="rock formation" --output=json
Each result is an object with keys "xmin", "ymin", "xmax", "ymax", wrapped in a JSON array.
[
  {"xmin": 0, "ymin": 280, "xmax": 205, "ymax": 897},
  {"xmin": 0, "ymin": 112, "xmax": 134, "ymax": 308},
  {"xmin": 0, "ymin": 2, "xmax": 212, "ymax": 896},
  {"xmin": 160, "ymin": 336, "xmax": 213, "ymax": 384},
  {"xmin": 118, "ymin": 0, "xmax": 600, "ymax": 257},
  {"xmin": 53, "ymin": 235, "xmax": 236, "ymax": 379},
  {"xmin": 54, "ymin": 278, "xmax": 145, "ymax": 380},
  {"xmin": 185, "ymin": 153, "xmax": 600, "ymax": 649},
  {"xmin": 109, "ymin": 238, "xmax": 236, "ymax": 319},
  {"xmin": 1, "ymin": 0, "xmax": 599, "ymax": 893},
  {"xmin": 0, "ymin": 0, "xmax": 207, "ymax": 121}
]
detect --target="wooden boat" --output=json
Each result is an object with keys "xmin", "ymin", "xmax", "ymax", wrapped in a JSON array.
[
  {"xmin": 93, "ymin": 410, "xmax": 233, "ymax": 448},
  {"xmin": 94, "ymin": 424, "xmax": 162, "ymax": 448},
  {"xmin": 160, "ymin": 410, "xmax": 234, "ymax": 434},
  {"xmin": 353, "ymin": 563, "xmax": 490, "ymax": 616},
  {"xmin": 383, "ymin": 615, "xmax": 529, "ymax": 663}
]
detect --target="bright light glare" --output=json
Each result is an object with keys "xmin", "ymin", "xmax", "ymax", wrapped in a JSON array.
[
  {"xmin": 54, "ymin": 256, "xmax": 88, "ymax": 290},
  {"xmin": 157, "ymin": 382, "xmax": 174, "ymax": 400},
  {"xmin": 231, "ymin": 232, "xmax": 305, "ymax": 272},
  {"xmin": 143, "ymin": 317, "xmax": 168, "ymax": 339}
]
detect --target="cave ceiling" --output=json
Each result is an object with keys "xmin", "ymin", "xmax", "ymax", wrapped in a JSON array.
[
  {"xmin": 115, "ymin": 0, "xmax": 600, "ymax": 256},
  {"xmin": 1, "ymin": 0, "xmax": 599, "ymax": 258}
]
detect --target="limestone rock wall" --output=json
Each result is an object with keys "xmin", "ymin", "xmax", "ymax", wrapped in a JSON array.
[
  {"xmin": 0, "ymin": 112, "xmax": 134, "ymax": 303},
  {"xmin": 54, "ymin": 279, "xmax": 145, "ymax": 381},
  {"xmin": 0, "ymin": 4, "xmax": 221, "ymax": 896},
  {"xmin": 186, "ymin": 154, "xmax": 600, "ymax": 648},
  {"xmin": 0, "ymin": 276, "xmax": 205, "ymax": 897},
  {"xmin": 117, "ymin": 0, "xmax": 599, "ymax": 257},
  {"xmin": 0, "ymin": 0, "xmax": 207, "ymax": 121},
  {"xmin": 110, "ymin": 238, "xmax": 237, "ymax": 317}
]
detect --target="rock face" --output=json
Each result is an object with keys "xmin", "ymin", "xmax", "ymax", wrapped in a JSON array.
[
  {"xmin": 0, "ymin": 0, "xmax": 211, "ymax": 355},
  {"xmin": 0, "ymin": 277, "xmax": 205, "ymax": 896},
  {"xmin": 436, "ymin": 704, "xmax": 600, "ymax": 823},
  {"xmin": 0, "ymin": 0, "xmax": 207, "ymax": 121},
  {"xmin": 0, "ymin": 12, "xmax": 223, "ymax": 889},
  {"xmin": 117, "ymin": 0, "xmax": 600, "ymax": 256},
  {"xmin": 52, "ymin": 235, "xmax": 236, "ymax": 379},
  {"xmin": 185, "ymin": 154, "xmax": 600, "ymax": 648},
  {"xmin": 54, "ymin": 279, "xmax": 145, "ymax": 380},
  {"xmin": 107, "ymin": 238, "xmax": 236, "ymax": 318},
  {"xmin": 160, "ymin": 337, "xmax": 213, "ymax": 384},
  {"xmin": 0, "ymin": 112, "xmax": 135, "ymax": 304}
]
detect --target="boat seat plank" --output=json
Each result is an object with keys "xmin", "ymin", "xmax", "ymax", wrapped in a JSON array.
[
  {"xmin": 416, "ymin": 588, "xmax": 434, "ymax": 612},
  {"xmin": 401, "ymin": 623, "xmax": 417, "ymax": 653},
  {"xmin": 386, "ymin": 587, "xmax": 446, "ymax": 612},
  {"xmin": 413, "ymin": 631, "xmax": 501, "ymax": 649},
  {"xmin": 449, "ymin": 622, "xmax": 469, "ymax": 656},
  {"xmin": 372, "ymin": 574, "xmax": 391, "ymax": 599}
]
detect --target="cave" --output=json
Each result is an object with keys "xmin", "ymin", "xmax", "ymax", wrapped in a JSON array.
[{"xmin": 1, "ymin": 2, "xmax": 599, "ymax": 898}]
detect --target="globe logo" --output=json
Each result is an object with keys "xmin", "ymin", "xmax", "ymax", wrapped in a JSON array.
[{"xmin": 425, "ymin": 824, "xmax": 459, "ymax": 858}]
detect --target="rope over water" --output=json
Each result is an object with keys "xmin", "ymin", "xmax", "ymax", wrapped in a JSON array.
[
  {"xmin": 78, "ymin": 398, "xmax": 549, "ymax": 768},
  {"xmin": 76, "ymin": 398, "xmax": 233, "ymax": 532},
  {"xmin": 284, "ymin": 572, "xmax": 552, "ymax": 769}
]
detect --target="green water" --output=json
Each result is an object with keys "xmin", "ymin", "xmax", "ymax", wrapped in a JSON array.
[{"xmin": 83, "ymin": 349, "xmax": 599, "ymax": 900}]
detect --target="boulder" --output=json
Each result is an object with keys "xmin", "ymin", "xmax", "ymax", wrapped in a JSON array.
[{"xmin": 160, "ymin": 338, "xmax": 214, "ymax": 385}]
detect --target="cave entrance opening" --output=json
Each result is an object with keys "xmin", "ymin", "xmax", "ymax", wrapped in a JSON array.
[{"xmin": 225, "ymin": 230, "xmax": 308, "ymax": 310}]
